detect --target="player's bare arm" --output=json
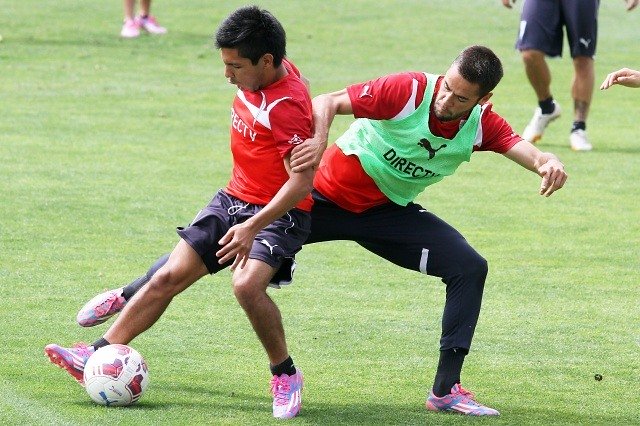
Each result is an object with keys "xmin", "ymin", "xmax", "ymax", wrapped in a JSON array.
[
  {"xmin": 290, "ymin": 89, "xmax": 354, "ymax": 173},
  {"xmin": 600, "ymin": 68, "xmax": 640, "ymax": 90},
  {"xmin": 216, "ymin": 156, "xmax": 315, "ymax": 270},
  {"xmin": 503, "ymin": 140, "xmax": 568, "ymax": 197}
]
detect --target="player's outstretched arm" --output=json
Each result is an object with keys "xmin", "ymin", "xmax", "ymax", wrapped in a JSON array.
[
  {"xmin": 600, "ymin": 68, "xmax": 640, "ymax": 90},
  {"xmin": 624, "ymin": 0, "xmax": 639, "ymax": 11},
  {"xmin": 503, "ymin": 140, "xmax": 568, "ymax": 197},
  {"xmin": 290, "ymin": 89, "xmax": 354, "ymax": 173}
]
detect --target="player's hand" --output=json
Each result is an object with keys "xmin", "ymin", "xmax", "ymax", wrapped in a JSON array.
[
  {"xmin": 538, "ymin": 159, "xmax": 567, "ymax": 197},
  {"xmin": 501, "ymin": 0, "xmax": 516, "ymax": 8},
  {"xmin": 216, "ymin": 223, "xmax": 256, "ymax": 270},
  {"xmin": 290, "ymin": 137, "xmax": 325, "ymax": 173},
  {"xmin": 625, "ymin": 0, "xmax": 639, "ymax": 11},
  {"xmin": 600, "ymin": 68, "xmax": 640, "ymax": 90}
]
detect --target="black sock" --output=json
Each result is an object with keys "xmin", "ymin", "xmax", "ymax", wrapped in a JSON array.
[
  {"xmin": 92, "ymin": 337, "xmax": 111, "ymax": 350},
  {"xmin": 571, "ymin": 121, "xmax": 586, "ymax": 132},
  {"xmin": 122, "ymin": 275, "xmax": 147, "ymax": 300},
  {"xmin": 538, "ymin": 97, "xmax": 555, "ymax": 115},
  {"xmin": 432, "ymin": 348, "xmax": 467, "ymax": 397},
  {"xmin": 270, "ymin": 356, "xmax": 296, "ymax": 376},
  {"xmin": 122, "ymin": 253, "xmax": 170, "ymax": 300}
]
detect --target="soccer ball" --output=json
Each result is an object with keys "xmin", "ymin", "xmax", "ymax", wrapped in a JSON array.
[{"xmin": 83, "ymin": 344, "xmax": 149, "ymax": 406}]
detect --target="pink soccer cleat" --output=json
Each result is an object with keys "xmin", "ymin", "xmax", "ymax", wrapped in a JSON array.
[
  {"xmin": 120, "ymin": 18, "xmax": 141, "ymax": 38},
  {"xmin": 139, "ymin": 16, "xmax": 167, "ymax": 35},
  {"xmin": 426, "ymin": 383, "xmax": 499, "ymax": 416},
  {"xmin": 77, "ymin": 287, "xmax": 127, "ymax": 327},
  {"xmin": 270, "ymin": 370, "xmax": 303, "ymax": 419},
  {"xmin": 44, "ymin": 343, "xmax": 95, "ymax": 385}
]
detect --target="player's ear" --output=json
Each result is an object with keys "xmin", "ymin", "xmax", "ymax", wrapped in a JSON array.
[
  {"xmin": 261, "ymin": 53, "xmax": 274, "ymax": 69},
  {"xmin": 478, "ymin": 92, "xmax": 493, "ymax": 105}
]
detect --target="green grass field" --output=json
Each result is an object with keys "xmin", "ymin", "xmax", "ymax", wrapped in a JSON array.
[{"xmin": 1, "ymin": 1, "xmax": 639, "ymax": 424}]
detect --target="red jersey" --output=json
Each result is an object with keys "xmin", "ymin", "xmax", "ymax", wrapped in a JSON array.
[
  {"xmin": 314, "ymin": 72, "xmax": 522, "ymax": 213},
  {"xmin": 225, "ymin": 59, "xmax": 313, "ymax": 212}
]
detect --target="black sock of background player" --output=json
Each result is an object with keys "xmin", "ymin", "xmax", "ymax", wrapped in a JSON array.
[
  {"xmin": 92, "ymin": 337, "xmax": 111, "ymax": 350},
  {"xmin": 270, "ymin": 356, "xmax": 296, "ymax": 377},
  {"xmin": 121, "ymin": 253, "xmax": 170, "ymax": 300},
  {"xmin": 571, "ymin": 121, "xmax": 586, "ymax": 132},
  {"xmin": 432, "ymin": 348, "xmax": 466, "ymax": 397},
  {"xmin": 538, "ymin": 96, "xmax": 556, "ymax": 115}
]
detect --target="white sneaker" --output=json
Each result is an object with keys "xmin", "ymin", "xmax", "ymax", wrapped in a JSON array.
[
  {"xmin": 570, "ymin": 129, "xmax": 592, "ymax": 151},
  {"xmin": 522, "ymin": 101, "xmax": 561, "ymax": 143}
]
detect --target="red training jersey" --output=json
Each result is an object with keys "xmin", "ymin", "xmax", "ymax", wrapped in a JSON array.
[
  {"xmin": 225, "ymin": 59, "xmax": 313, "ymax": 212},
  {"xmin": 313, "ymin": 72, "xmax": 522, "ymax": 213}
]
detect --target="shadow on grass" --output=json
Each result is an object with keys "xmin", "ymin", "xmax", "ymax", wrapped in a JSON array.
[
  {"xmin": 69, "ymin": 382, "xmax": 638, "ymax": 424},
  {"xmin": 75, "ymin": 382, "xmax": 432, "ymax": 423}
]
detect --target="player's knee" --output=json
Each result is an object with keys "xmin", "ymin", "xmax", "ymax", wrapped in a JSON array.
[
  {"xmin": 469, "ymin": 254, "xmax": 488, "ymax": 284},
  {"xmin": 232, "ymin": 277, "xmax": 263, "ymax": 307},
  {"xmin": 463, "ymin": 250, "xmax": 488, "ymax": 281},
  {"xmin": 521, "ymin": 49, "xmax": 544, "ymax": 65},
  {"xmin": 146, "ymin": 267, "xmax": 182, "ymax": 299},
  {"xmin": 446, "ymin": 249, "xmax": 488, "ymax": 288}
]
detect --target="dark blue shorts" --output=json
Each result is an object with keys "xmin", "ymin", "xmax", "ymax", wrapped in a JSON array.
[
  {"xmin": 177, "ymin": 190, "xmax": 311, "ymax": 280},
  {"xmin": 516, "ymin": 0, "xmax": 599, "ymax": 58}
]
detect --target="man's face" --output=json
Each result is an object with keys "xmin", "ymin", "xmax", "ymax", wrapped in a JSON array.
[
  {"xmin": 433, "ymin": 66, "xmax": 486, "ymax": 121},
  {"xmin": 220, "ymin": 48, "xmax": 266, "ymax": 92}
]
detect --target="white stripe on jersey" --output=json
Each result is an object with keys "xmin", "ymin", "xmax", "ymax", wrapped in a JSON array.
[{"xmin": 236, "ymin": 90, "xmax": 290, "ymax": 130}]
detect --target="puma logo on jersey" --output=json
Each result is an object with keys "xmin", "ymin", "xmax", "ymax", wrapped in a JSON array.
[
  {"xmin": 579, "ymin": 38, "xmax": 591, "ymax": 48},
  {"xmin": 259, "ymin": 239, "xmax": 279, "ymax": 255},
  {"xmin": 417, "ymin": 138, "xmax": 447, "ymax": 160},
  {"xmin": 359, "ymin": 85, "xmax": 372, "ymax": 98}
]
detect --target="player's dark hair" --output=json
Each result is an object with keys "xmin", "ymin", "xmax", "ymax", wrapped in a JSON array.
[
  {"xmin": 214, "ymin": 5, "xmax": 286, "ymax": 67},
  {"xmin": 453, "ymin": 45, "xmax": 503, "ymax": 97}
]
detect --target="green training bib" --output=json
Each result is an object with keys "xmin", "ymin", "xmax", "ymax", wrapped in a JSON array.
[{"xmin": 336, "ymin": 73, "xmax": 481, "ymax": 205}]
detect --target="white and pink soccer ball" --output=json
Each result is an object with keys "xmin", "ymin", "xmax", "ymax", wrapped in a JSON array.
[{"xmin": 83, "ymin": 344, "xmax": 149, "ymax": 406}]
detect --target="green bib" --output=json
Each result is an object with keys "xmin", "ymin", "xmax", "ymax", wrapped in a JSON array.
[{"xmin": 336, "ymin": 73, "xmax": 481, "ymax": 205}]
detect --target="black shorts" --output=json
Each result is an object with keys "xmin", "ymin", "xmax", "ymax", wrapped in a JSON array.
[
  {"xmin": 177, "ymin": 190, "xmax": 311, "ymax": 278},
  {"xmin": 516, "ymin": 0, "xmax": 599, "ymax": 58}
]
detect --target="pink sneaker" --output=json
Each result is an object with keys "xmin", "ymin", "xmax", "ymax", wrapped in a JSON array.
[
  {"xmin": 270, "ymin": 370, "xmax": 303, "ymax": 419},
  {"xmin": 426, "ymin": 383, "xmax": 499, "ymax": 416},
  {"xmin": 120, "ymin": 18, "xmax": 141, "ymax": 38},
  {"xmin": 77, "ymin": 287, "xmax": 127, "ymax": 327},
  {"xmin": 44, "ymin": 343, "xmax": 94, "ymax": 385},
  {"xmin": 139, "ymin": 16, "xmax": 167, "ymax": 35}
]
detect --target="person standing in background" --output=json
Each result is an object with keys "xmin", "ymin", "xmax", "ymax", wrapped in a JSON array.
[
  {"xmin": 121, "ymin": 0, "xmax": 168, "ymax": 38},
  {"xmin": 502, "ymin": 0, "xmax": 638, "ymax": 151}
]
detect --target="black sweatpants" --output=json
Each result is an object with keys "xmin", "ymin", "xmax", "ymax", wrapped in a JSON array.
[{"xmin": 306, "ymin": 190, "xmax": 488, "ymax": 351}]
